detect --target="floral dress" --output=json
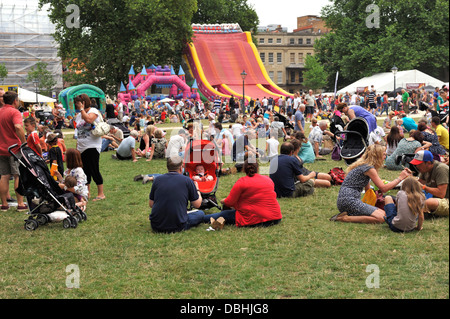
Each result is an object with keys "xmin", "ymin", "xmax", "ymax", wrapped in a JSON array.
[{"xmin": 337, "ymin": 164, "xmax": 377, "ymax": 216}]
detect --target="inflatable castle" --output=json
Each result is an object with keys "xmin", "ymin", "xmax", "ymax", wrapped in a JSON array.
[{"xmin": 117, "ymin": 64, "xmax": 200, "ymax": 104}]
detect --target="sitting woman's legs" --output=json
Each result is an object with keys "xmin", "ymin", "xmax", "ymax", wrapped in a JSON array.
[{"xmin": 203, "ymin": 209, "xmax": 236, "ymax": 224}]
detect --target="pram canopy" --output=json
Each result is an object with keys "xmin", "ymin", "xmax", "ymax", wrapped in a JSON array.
[{"xmin": 338, "ymin": 117, "xmax": 369, "ymax": 165}]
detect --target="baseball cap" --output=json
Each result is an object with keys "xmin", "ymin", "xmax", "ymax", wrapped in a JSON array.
[{"xmin": 409, "ymin": 150, "xmax": 433, "ymax": 165}]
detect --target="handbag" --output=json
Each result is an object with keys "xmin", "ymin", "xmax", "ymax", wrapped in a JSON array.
[
  {"xmin": 331, "ymin": 144, "xmax": 341, "ymax": 161},
  {"xmin": 362, "ymin": 189, "xmax": 377, "ymax": 206},
  {"xmin": 91, "ymin": 111, "xmax": 110, "ymax": 137}
]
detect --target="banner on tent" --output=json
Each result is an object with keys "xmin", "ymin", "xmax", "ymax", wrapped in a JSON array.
[
  {"xmin": 356, "ymin": 86, "xmax": 368, "ymax": 93},
  {"xmin": 0, "ymin": 84, "xmax": 18, "ymax": 93},
  {"xmin": 406, "ymin": 83, "xmax": 425, "ymax": 90}
]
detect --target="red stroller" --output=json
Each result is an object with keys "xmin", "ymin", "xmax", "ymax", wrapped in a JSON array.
[{"xmin": 184, "ymin": 138, "xmax": 222, "ymax": 211}]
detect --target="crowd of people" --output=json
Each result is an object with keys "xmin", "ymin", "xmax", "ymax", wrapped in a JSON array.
[{"xmin": 0, "ymin": 84, "xmax": 448, "ymax": 235}]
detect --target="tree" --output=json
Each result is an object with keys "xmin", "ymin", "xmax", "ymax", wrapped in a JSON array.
[
  {"xmin": 315, "ymin": 0, "xmax": 449, "ymax": 90},
  {"xmin": 303, "ymin": 55, "xmax": 328, "ymax": 92},
  {"xmin": 192, "ymin": 0, "xmax": 259, "ymax": 32},
  {"xmin": 26, "ymin": 62, "xmax": 57, "ymax": 96},
  {"xmin": 40, "ymin": 0, "xmax": 197, "ymax": 95},
  {"xmin": 0, "ymin": 63, "xmax": 7, "ymax": 83}
]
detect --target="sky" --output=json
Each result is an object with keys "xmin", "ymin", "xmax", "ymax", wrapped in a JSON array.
[{"xmin": 247, "ymin": 0, "xmax": 332, "ymax": 32}]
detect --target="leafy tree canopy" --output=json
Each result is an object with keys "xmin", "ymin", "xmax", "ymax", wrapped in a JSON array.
[
  {"xmin": 315, "ymin": 0, "xmax": 449, "ymax": 90},
  {"xmin": 192, "ymin": 0, "xmax": 259, "ymax": 32},
  {"xmin": 26, "ymin": 62, "xmax": 57, "ymax": 96},
  {"xmin": 40, "ymin": 0, "xmax": 197, "ymax": 95}
]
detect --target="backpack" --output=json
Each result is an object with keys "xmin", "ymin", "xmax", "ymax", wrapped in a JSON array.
[{"xmin": 329, "ymin": 167, "xmax": 346, "ymax": 185}]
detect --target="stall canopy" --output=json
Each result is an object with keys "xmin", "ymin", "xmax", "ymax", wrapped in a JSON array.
[
  {"xmin": 18, "ymin": 87, "xmax": 56, "ymax": 103},
  {"xmin": 337, "ymin": 69, "xmax": 445, "ymax": 95}
]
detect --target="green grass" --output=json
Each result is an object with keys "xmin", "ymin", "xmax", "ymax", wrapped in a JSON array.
[{"xmin": 0, "ymin": 121, "xmax": 448, "ymax": 299}]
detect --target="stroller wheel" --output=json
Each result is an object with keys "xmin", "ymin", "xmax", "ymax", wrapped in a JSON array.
[
  {"xmin": 24, "ymin": 219, "xmax": 39, "ymax": 231},
  {"xmin": 70, "ymin": 217, "xmax": 78, "ymax": 228},
  {"xmin": 63, "ymin": 218, "xmax": 72, "ymax": 229},
  {"xmin": 80, "ymin": 212, "xmax": 87, "ymax": 221},
  {"xmin": 36, "ymin": 214, "xmax": 49, "ymax": 226},
  {"xmin": 74, "ymin": 212, "xmax": 83, "ymax": 223}
]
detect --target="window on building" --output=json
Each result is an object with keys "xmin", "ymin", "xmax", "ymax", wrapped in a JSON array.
[
  {"xmin": 276, "ymin": 38, "xmax": 282, "ymax": 44},
  {"xmin": 289, "ymin": 38, "xmax": 295, "ymax": 45},
  {"xmin": 269, "ymin": 71, "xmax": 274, "ymax": 81},
  {"xmin": 259, "ymin": 38, "xmax": 265, "ymax": 44},
  {"xmin": 290, "ymin": 71, "xmax": 296, "ymax": 83},
  {"xmin": 306, "ymin": 38, "xmax": 311, "ymax": 45},
  {"xmin": 260, "ymin": 52, "xmax": 265, "ymax": 63},
  {"xmin": 268, "ymin": 52, "xmax": 273, "ymax": 63},
  {"xmin": 298, "ymin": 38, "xmax": 303, "ymax": 45},
  {"xmin": 290, "ymin": 53, "xmax": 295, "ymax": 63},
  {"xmin": 277, "ymin": 71, "xmax": 283, "ymax": 84},
  {"xmin": 299, "ymin": 70, "xmax": 304, "ymax": 84},
  {"xmin": 277, "ymin": 52, "xmax": 282, "ymax": 64},
  {"xmin": 298, "ymin": 53, "xmax": 304, "ymax": 63},
  {"xmin": 268, "ymin": 38, "xmax": 273, "ymax": 44}
]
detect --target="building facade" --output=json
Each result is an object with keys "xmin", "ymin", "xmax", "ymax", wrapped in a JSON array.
[
  {"xmin": 255, "ymin": 16, "xmax": 329, "ymax": 94},
  {"xmin": 0, "ymin": 0, "xmax": 62, "ymax": 92}
]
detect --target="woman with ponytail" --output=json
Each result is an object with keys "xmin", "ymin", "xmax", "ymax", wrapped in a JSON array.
[{"xmin": 203, "ymin": 158, "xmax": 282, "ymax": 228}]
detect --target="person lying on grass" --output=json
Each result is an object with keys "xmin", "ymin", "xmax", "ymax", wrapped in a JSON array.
[{"xmin": 330, "ymin": 144, "xmax": 412, "ymax": 224}]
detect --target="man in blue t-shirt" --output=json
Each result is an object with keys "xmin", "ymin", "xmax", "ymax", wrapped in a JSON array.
[
  {"xmin": 149, "ymin": 156, "xmax": 204, "ymax": 233},
  {"xmin": 269, "ymin": 142, "xmax": 315, "ymax": 198},
  {"xmin": 294, "ymin": 104, "xmax": 305, "ymax": 132}
]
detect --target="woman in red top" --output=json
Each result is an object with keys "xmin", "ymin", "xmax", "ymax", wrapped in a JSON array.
[{"xmin": 203, "ymin": 159, "xmax": 282, "ymax": 227}]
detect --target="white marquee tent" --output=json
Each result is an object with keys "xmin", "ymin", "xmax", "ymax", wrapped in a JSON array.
[
  {"xmin": 337, "ymin": 69, "xmax": 445, "ymax": 95},
  {"xmin": 18, "ymin": 87, "xmax": 56, "ymax": 103}
]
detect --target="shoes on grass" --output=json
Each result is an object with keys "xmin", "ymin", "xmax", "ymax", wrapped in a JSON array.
[{"xmin": 133, "ymin": 174, "xmax": 144, "ymax": 182}]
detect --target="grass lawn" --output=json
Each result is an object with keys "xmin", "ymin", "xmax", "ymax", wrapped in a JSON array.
[{"xmin": 0, "ymin": 119, "xmax": 448, "ymax": 299}]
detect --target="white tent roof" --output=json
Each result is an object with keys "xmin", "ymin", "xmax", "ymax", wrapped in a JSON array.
[
  {"xmin": 18, "ymin": 87, "xmax": 56, "ymax": 103},
  {"xmin": 337, "ymin": 69, "xmax": 445, "ymax": 95}
]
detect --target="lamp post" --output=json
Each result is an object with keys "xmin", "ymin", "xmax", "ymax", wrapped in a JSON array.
[
  {"xmin": 391, "ymin": 66, "xmax": 398, "ymax": 111},
  {"xmin": 240, "ymin": 70, "xmax": 247, "ymax": 114},
  {"xmin": 32, "ymin": 79, "xmax": 39, "ymax": 105}
]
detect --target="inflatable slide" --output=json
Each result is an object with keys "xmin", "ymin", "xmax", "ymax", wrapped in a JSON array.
[{"xmin": 184, "ymin": 24, "xmax": 294, "ymax": 103}]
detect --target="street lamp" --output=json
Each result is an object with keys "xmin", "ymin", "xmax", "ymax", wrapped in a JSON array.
[
  {"xmin": 240, "ymin": 70, "xmax": 247, "ymax": 114},
  {"xmin": 32, "ymin": 79, "xmax": 39, "ymax": 105},
  {"xmin": 391, "ymin": 66, "xmax": 398, "ymax": 110}
]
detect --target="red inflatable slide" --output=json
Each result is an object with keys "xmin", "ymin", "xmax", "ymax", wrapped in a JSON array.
[{"xmin": 184, "ymin": 26, "xmax": 293, "ymax": 103}]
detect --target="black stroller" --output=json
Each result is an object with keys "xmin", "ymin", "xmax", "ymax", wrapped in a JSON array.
[
  {"xmin": 336, "ymin": 117, "xmax": 369, "ymax": 165},
  {"xmin": 9, "ymin": 143, "xmax": 87, "ymax": 231}
]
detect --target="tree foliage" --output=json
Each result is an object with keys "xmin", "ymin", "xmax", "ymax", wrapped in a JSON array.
[
  {"xmin": 192, "ymin": 0, "xmax": 259, "ymax": 32},
  {"xmin": 315, "ymin": 0, "xmax": 449, "ymax": 90},
  {"xmin": 303, "ymin": 55, "xmax": 328, "ymax": 92},
  {"xmin": 26, "ymin": 62, "xmax": 57, "ymax": 96},
  {"xmin": 40, "ymin": 0, "xmax": 197, "ymax": 95},
  {"xmin": 0, "ymin": 63, "xmax": 7, "ymax": 82}
]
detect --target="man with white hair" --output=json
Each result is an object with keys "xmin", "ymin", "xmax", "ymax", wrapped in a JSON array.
[
  {"xmin": 113, "ymin": 130, "xmax": 139, "ymax": 161},
  {"xmin": 308, "ymin": 120, "xmax": 335, "ymax": 159}
]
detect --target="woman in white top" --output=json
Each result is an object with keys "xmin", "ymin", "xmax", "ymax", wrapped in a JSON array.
[{"xmin": 74, "ymin": 94, "xmax": 105, "ymax": 201}]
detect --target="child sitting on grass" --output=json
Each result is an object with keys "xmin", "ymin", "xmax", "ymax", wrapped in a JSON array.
[
  {"xmin": 63, "ymin": 175, "xmax": 87, "ymax": 211},
  {"xmin": 384, "ymin": 176, "xmax": 425, "ymax": 232}
]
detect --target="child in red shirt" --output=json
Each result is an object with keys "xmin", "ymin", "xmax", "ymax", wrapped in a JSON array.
[{"xmin": 24, "ymin": 117, "xmax": 42, "ymax": 157}]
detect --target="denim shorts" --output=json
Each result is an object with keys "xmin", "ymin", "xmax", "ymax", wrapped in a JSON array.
[{"xmin": 384, "ymin": 203, "xmax": 402, "ymax": 233}]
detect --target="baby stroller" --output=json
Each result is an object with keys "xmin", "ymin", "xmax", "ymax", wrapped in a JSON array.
[
  {"xmin": 183, "ymin": 138, "xmax": 222, "ymax": 211},
  {"xmin": 336, "ymin": 117, "xmax": 369, "ymax": 165},
  {"xmin": 8, "ymin": 143, "xmax": 87, "ymax": 231}
]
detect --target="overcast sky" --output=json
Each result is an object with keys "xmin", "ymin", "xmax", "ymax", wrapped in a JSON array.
[{"xmin": 247, "ymin": 0, "xmax": 332, "ymax": 31}]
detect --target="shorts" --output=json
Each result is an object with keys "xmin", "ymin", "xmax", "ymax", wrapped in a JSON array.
[
  {"xmin": 369, "ymin": 103, "xmax": 377, "ymax": 109},
  {"xmin": 384, "ymin": 203, "xmax": 402, "ymax": 233},
  {"xmin": 293, "ymin": 179, "xmax": 314, "ymax": 197},
  {"xmin": 431, "ymin": 198, "xmax": 449, "ymax": 217},
  {"xmin": 306, "ymin": 106, "xmax": 314, "ymax": 114},
  {"xmin": 0, "ymin": 155, "xmax": 19, "ymax": 175}
]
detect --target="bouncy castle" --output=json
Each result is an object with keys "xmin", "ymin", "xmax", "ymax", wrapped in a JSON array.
[{"xmin": 117, "ymin": 64, "xmax": 200, "ymax": 104}]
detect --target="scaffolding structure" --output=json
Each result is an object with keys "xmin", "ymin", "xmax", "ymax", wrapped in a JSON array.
[{"xmin": 0, "ymin": 0, "xmax": 62, "ymax": 92}]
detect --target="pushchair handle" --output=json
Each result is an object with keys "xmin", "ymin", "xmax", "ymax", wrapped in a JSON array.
[{"xmin": 8, "ymin": 143, "xmax": 28, "ymax": 160}]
